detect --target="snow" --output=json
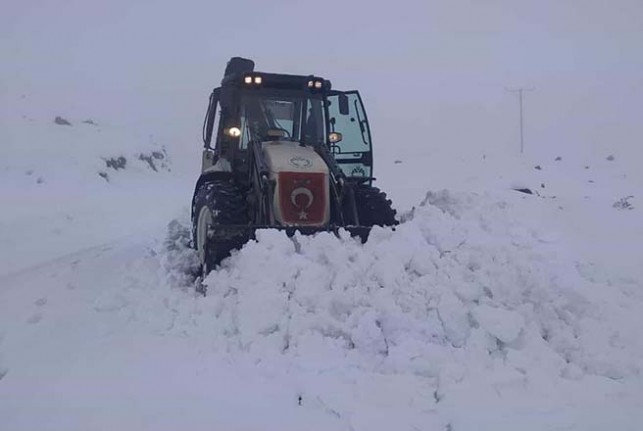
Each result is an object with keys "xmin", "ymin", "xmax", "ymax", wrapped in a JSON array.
[
  {"xmin": 2, "ymin": 93, "xmax": 643, "ymax": 430},
  {"xmin": 0, "ymin": 99, "xmax": 192, "ymax": 276}
]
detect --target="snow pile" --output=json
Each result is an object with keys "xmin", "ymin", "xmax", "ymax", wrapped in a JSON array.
[
  {"xmin": 193, "ymin": 189, "xmax": 643, "ymax": 429},
  {"xmin": 380, "ymin": 145, "xmax": 643, "ymax": 287}
]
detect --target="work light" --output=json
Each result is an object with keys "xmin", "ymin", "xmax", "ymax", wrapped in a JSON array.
[{"xmin": 227, "ymin": 127, "xmax": 241, "ymax": 137}]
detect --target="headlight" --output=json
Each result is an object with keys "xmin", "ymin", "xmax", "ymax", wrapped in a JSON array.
[
  {"xmin": 328, "ymin": 132, "xmax": 343, "ymax": 143},
  {"xmin": 227, "ymin": 127, "xmax": 241, "ymax": 137}
]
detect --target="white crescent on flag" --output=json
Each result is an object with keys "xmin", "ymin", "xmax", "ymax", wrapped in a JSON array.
[{"xmin": 290, "ymin": 187, "xmax": 314, "ymax": 209}]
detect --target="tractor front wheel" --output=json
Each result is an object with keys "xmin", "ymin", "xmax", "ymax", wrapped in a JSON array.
[{"xmin": 192, "ymin": 180, "xmax": 248, "ymax": 277}]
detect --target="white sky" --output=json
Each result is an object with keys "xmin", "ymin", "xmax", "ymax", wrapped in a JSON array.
[{"xmin": 2, "ymin": 0, "xmax": 642, "ymax": 160}]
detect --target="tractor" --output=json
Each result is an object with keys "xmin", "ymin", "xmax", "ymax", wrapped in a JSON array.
[{"xmin": 192, "ymin": 57, "xmax": 397, "ymax": 276}]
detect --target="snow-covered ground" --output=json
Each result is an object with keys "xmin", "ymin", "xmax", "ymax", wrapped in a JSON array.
[{"xmin": 1, "ymin": 94, "xmax": 642, "ymax": 430}]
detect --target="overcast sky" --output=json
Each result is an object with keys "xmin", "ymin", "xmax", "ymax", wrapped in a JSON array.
[{"xmin": 2, "ymin": 0, "xmax": 642, "ymax": 160}]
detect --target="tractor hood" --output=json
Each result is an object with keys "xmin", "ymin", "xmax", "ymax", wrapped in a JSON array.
[
  {"xmin": 262, "ymin": 141, "xmax": 330, "ymax": 226},
  {"xmin": 261, "ymin": 141, "xmax": 328, "ymax": 176}
]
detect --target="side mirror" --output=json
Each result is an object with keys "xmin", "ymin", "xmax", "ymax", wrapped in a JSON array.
[
  {"xmin": 338, "ymin": 93, "xmax": 349, "ymax": 115},
  {"xmin": 329, "ymin": 132, "xmax": 343, "ymax": 143}
]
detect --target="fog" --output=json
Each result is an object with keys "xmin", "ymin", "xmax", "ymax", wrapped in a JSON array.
[{"xmin": 3, "ymin": 0, "xmax": 642, "ymax": 162}]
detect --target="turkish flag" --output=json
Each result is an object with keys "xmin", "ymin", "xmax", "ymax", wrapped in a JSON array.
[{"xmin": 278, "ymin": 172, "xmax": 327, "ymax": 225}]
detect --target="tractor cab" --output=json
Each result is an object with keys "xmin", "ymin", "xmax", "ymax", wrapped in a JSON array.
[{"xmin": 201, "ymin": 59, "xmax": 373, "ymax": 182}]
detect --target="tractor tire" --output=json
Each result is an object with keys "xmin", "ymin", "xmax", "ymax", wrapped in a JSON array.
[
  {"xmin": 353, "ymin": 184, "xmax": 398, "ymax": 227},
  {"xmin": 192, "ymin": 179, "xmax": 248, "ymax": 276}
]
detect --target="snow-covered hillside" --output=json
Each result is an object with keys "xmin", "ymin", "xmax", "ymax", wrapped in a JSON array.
[
  {"xmin": 0, "ymin": 97, "xmax": 195, "ymax": 275},
  {"xmin": 1, "ymin": 96, "xmax": 642, "ymax": 430}
]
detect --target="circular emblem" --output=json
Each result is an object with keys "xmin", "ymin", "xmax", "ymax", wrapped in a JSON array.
[{"xmin": 289, "ymin": 157, "xmax": 312, "ymax": 169}]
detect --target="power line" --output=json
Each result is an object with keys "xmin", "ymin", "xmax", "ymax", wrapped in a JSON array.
[{"xmin": 506, "ymin": 87, "xmax": 534, "ymax": 154}]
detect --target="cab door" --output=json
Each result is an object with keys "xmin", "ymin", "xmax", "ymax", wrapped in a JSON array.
[{"xmin": 326, "ymin": 91, "xmax": 373, "ymax": 181}]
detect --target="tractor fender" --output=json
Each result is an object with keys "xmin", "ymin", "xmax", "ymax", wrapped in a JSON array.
[{"xmin": 191, "ymin": 159, "xmax": 234, "ymax": 219}]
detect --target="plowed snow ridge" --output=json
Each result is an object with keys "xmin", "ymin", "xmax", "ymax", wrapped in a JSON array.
[
  {"xmin": 200, "ymin": 191, "xmax": 641, "ymax": 380},
  {"xmin": 165, "ymin": 189, "xmax": 643, "ymax": 429}
]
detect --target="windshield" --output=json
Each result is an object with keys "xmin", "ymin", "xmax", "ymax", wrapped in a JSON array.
[{"xmin": 239, "ymin": 92, "xmax": 325, "ymax": 148}]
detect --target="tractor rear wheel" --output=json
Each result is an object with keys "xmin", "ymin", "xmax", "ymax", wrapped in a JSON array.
[
  {"xmin": 192, "ymin": 179, "xmax": 248, "ymax": 276},
  {"xmin": 353, "ymin": 184, "xmax": 398, "ymax": 227}
]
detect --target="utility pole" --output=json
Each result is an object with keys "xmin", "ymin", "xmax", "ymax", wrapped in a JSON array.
[{"xmin": 506, "ymin": 88, "xmax": 534, "ymax": 154}]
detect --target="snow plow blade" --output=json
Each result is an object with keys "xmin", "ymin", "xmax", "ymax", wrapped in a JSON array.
[{"xmin": 208, "ymin": 225, "xmax": 372, "ymax": 243}]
